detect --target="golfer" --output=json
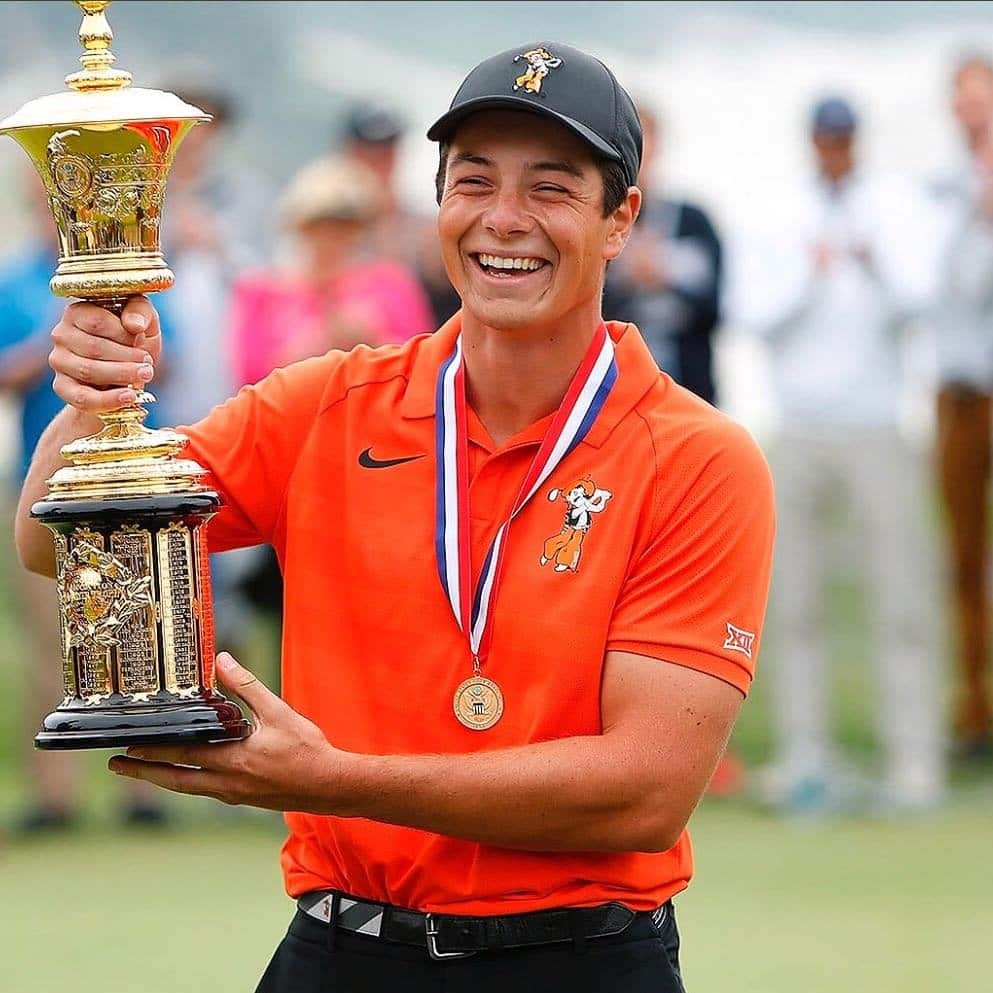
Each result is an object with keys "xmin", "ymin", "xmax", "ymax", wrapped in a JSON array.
[{"xmin": 17, "ymin": 42, "xmax": 775, "ymax": 993}]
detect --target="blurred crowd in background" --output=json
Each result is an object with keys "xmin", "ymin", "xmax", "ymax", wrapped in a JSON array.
[{"xmin": 2, "ymin": 37, "xmax": 993, "ymax": 834}]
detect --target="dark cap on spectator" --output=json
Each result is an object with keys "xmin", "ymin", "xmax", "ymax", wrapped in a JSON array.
[
  {"xmin": 811, "ymin": 97, "xmax": 858, "ymax": 136},
  {"xmin": 344, "ymin": 103, "xmax": 405, "ymax": 144},
  {"xmin": 427, "ymin": 42, "xmax": 642, "ymax": 188}
]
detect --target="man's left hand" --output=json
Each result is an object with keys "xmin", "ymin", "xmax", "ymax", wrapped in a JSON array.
[{"xmin": 108, "ymin": 653, "xmax": 343, "ymax": 813}]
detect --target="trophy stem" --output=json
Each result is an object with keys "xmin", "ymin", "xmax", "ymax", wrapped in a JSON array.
[
  {"xmin": 65, "ymin": 1, "xmax": 132, "ymax": 93},
  {"xmin": 91, "ymin": 295, "xmax": 127, "ymax": 314}
]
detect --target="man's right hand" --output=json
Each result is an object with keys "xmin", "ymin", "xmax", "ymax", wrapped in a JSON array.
[{"xmin": 49, "ymin": 295, "xmax": 161, "ymax": 413}]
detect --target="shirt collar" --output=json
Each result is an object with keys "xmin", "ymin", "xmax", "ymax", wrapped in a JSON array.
[{"xmin": 400, "ymin": 312, "xmax": 662, "ymax": 450}]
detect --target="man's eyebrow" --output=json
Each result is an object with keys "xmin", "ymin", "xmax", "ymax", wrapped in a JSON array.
[
  {"xmin": 449, "ymin": 152, "xmax": 493, "ymax": 167},
  {"xmin": 526, "ymin": 159, "xmax": 586, "ymax": 179},
  {"xmin": 448, "ymin": 153, "xmax": 586, "ymax": 179}
]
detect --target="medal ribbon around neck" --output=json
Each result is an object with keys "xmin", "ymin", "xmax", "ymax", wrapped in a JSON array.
[{"xmin": 435, "ymin": 322, "xmax": 618, "ymax": 690}]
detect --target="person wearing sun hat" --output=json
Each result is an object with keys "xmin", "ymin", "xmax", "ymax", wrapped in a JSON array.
[
  {"xmin": 20, "ymin": 42, "xmax": 774, "ymax": 992},
  {"xmin": 229, "ymin": 154, "xmax": 432, "ymax": 385}
]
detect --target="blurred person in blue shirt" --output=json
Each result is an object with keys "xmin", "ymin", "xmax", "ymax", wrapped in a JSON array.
[
  {"xmin": 0, "ymin": 245, "xmax": 63, "ymax": 479},
  {"xmin": 602, "ymin": 105, "xmax": 722, "ymax": 406},
  {"xmin": 749, "ymin": 98, "xmax": 946, "ymax": 816},
  {"xmin": 0, "ymin": 180, "xmax": 172, "ymax": 833}
]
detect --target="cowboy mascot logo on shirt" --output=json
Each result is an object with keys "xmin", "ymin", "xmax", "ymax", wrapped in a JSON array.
[{"xmin": 540, "ymin": 476, "xmax": 613, "ymax": 573}]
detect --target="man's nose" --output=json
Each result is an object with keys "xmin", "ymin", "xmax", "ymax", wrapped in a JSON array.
[{"xmin": 481, "ymin": 192, "xmax": 532, "ymax": 239}]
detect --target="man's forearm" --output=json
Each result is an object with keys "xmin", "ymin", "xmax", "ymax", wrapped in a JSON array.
[
  {"xmin": 332, "ymin": 732, "xmax": 692, "ymax": 854},
  {"xmin": 15, "ymin": 404, "xmax": 102, "ymax": 576},
  {"xmin": 113, "ymin": 652, "xmax": 738, "ymax": 848}
]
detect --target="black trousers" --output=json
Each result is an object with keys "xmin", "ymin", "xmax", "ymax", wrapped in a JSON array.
[{"xmin": 255, "ymin": 903, "xmax": 686, "ymax": 993}]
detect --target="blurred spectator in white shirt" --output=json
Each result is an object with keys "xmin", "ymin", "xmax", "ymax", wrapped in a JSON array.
[{"xmin": 750, "ymin": 97, "xmax": 945, "ymax": 815}]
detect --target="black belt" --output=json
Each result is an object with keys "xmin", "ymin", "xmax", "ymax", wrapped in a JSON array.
[{"xmin": 298, "ymin": 890, "xmax": 666, "ymax": 960}]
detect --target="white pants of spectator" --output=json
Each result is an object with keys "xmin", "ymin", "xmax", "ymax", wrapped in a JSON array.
[{"xmin": 767, "ymin": 424, "xmax": 945, "ymax": 805}]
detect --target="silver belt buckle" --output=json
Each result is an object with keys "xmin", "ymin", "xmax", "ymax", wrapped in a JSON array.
[{"xmin": 425, "ymin": 914, "xmax": 475, "ymax": 960}]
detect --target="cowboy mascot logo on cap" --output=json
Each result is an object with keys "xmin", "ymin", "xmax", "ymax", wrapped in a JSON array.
[
  {"xmin": 540, "ymin": 476, "xmax": 612, "ymax": 573},
  {"xmin": 513, "ymin": 48, "xmax": 563, "ymax": 95}
]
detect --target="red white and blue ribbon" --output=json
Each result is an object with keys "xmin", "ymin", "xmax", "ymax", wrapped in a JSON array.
[{"xmin": 435, "ymin": 323, "xmax": 617, "ymax": 662}]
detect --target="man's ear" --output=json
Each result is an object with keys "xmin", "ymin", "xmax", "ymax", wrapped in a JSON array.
[{"xmin": 604, "ymin": 186, "xmax": 642, "ymax": 263}]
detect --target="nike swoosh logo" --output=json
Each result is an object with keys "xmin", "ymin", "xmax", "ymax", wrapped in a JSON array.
[{"xmin": 358, "ymin": 447, "xmax": 426, "ymax": 469}]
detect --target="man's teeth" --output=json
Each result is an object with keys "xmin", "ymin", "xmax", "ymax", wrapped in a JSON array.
[{"xmin": 477, "ymin": 254, "xmax": 544, "ymax": 271}]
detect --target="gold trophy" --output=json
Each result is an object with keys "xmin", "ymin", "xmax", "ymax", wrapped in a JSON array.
[{"xmin": 0, "ymin": 0, "xmax": 250, "ymax": 748}]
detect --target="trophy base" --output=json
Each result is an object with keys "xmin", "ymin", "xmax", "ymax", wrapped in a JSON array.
[{"xmin": 35, "ymin": 696, "xmax": 252, "ymax": 750}]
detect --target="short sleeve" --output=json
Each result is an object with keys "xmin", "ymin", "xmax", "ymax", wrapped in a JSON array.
[
  {"xmin": 607, "ymin": 420, "xmax": 775, "ymax": 695},
  {"xmin": 179, "ymin": 351, "xmax": 342, "ymax": 553}
]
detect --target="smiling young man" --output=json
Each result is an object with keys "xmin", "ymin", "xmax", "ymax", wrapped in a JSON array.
[{"xmin": 16, "ymin": 44, "xmax": 774, "ymax": 993}]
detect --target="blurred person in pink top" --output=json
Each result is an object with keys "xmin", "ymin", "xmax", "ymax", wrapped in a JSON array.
[{"xmin": 230, "ymin": 156, "xmax": 432, "ymax": 387}]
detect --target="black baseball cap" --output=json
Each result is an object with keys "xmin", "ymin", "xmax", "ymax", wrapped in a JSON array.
[
  {"xmin": 811, "ymin": 97, "xmax": 858, "ymax": 136},
  {"xmin": 427, "ymin": 42, "xmax": 642, "ymax": 188}
]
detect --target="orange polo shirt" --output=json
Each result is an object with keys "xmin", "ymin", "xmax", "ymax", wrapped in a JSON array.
[{"xmin": 181, "ymin": 315, "xmax": 775, "ymax": 915}]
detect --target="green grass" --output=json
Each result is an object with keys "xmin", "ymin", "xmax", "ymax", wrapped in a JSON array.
[
  {"xmin": 680, "ymin": 799, "xmax": 993, "ymax": 993},
  {"xmin": 1, "ymin": 537, "xmax": 991, "ymax": 992},
  {"xmin": 2, "ymin": 819, "xmax": 291, "ymax": 993}
]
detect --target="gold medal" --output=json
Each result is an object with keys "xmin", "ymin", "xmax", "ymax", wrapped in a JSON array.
[{"xmin": 453, "ymin": 675, "xmax": 504, "ymax": 731}]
